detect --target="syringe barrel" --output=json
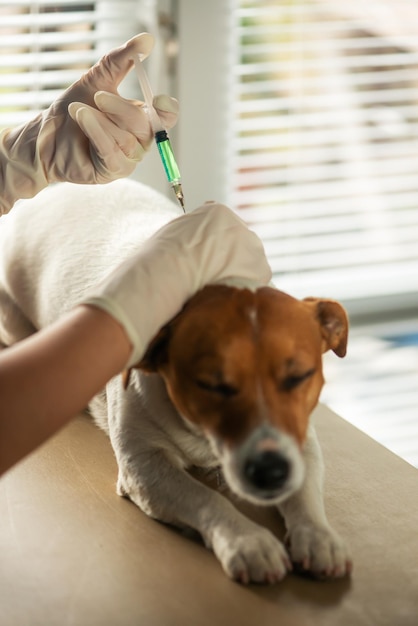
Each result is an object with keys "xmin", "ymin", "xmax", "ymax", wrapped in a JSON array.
[{"xmin": 155, "ymin": 130, "xmax": 181, "ymax": 183}]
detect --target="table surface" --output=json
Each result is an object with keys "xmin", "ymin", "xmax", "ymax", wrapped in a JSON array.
[{"xmin": 1, "ymin": 404, "xmax": 418, "ymax": 626}]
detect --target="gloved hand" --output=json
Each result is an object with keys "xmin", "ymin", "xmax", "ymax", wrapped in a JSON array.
[
  {"xmin": 0, "ymin": 32, "xmax": 178, "ymax": 214},
  {"xmin": 82, "ymin": 202, "xmax": 272, "ymax": 367}
]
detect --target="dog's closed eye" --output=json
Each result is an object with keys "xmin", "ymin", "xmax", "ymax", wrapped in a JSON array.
[
  {"xmin": 282, "ymin": 368, "xmax": 315, "ymax": 392},
  {"xmin": 195, "ymin": 378, "xmax": 238, "ymax": 398}
]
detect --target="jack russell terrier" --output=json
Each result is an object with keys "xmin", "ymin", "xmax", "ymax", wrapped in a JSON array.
[{"xmin": 0, "ymin": 179, "xmax": 351, "ymax": 585}]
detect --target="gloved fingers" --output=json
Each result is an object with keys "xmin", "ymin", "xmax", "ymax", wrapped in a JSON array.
[
  {"xmin": 153, "ymin": 94, "xmax": 179, "ymax": 130},
  {"xmin": 86, "ymin": 32, "xmax": 155, "ymax": 93},
  {"xmin": 69, "ymin": 103, "xmax": 146, "ymax": 176},
  {"xmin": 93, "ymin": 92, "xmax": 153, "ymax": 144},
  {"xmin": 123, "ymin": 32, "xmax": 155, "ymax": 62},
  {"xmin": 94, "ymin": 91, "xmax": 179, "ymax": 135}
]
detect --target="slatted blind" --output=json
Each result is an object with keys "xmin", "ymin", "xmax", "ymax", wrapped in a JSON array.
[
  {"xmin": 0, "ymin": 0, "xmax": 148, "ymax": 130},
  {"xmin": 230, "ymin": 0, "xmax": 418, "ymax": 316},
  {"xmin": 0, "ymin": 1, "xmax": 101, "ymax": 128}
]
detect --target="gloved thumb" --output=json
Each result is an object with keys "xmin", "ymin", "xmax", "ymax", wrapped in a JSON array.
[{"xmin": 85, "ymin": 32, "xmax": 155, "ymax": 94}]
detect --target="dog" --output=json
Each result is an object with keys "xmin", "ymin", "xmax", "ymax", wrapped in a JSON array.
[{"xmin": 0, "ymin": 179, "xmax": 351, "ymax": 584}]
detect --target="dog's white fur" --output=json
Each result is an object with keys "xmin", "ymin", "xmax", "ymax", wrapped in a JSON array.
[{"xmin": 0, "ymin": 180, "xmax": 351, "ymax": 584}]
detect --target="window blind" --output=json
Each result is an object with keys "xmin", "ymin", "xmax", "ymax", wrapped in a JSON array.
[
  {"xmin": 230, "ymin": 0, "xmax": 418, "ymax": 317},
  {"xmin": 0, "ymin": 0, "xmax": 149, "ymax": 130},
  {"xmin": 0, "ymin": 1, "xmax": 100, "ymax": 128}
]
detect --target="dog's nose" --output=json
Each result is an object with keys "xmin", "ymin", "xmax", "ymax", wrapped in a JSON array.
[{"xmin": 244, "ymin": 451, "xmax": 290, "ymax": 491}]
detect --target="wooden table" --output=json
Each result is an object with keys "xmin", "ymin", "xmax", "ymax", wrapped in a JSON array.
[{"xmin": 1, "ymin": 405, "xmax": 417, "ymax": 626}]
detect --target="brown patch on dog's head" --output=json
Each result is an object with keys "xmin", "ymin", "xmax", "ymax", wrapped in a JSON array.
[{"xmin": 131, "ymin": 285, "xmax": 348, "ymax": 448}]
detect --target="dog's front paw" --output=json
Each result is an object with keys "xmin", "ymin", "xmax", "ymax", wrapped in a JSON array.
[
  {"xmin": 286, "ymin": 522, "xmax": 352, "ymax": 579},
  {"xmin": 213, "ymin": 526, "xmax": 291, "ymax": 585}
]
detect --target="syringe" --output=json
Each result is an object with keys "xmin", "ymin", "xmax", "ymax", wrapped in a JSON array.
[{"xmin": 133, "ymin": 54, "xmax": 185, "ymax": 212}]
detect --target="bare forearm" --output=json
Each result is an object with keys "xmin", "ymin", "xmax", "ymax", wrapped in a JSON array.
[{"xmin": 0, "ymin": 305, "xmax": 131, "ymax": 475}]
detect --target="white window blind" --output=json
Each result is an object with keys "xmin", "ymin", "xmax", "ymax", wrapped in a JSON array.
[
  {"xmin": 0, "ymin": 0, "xmax": 157, "ymax": 130},
  {"xmin": 0, "ymin": 1, "xmax": 100, "ymax": 128},
  {"xmin": 229, "ymin": 0, "xmax": 418, "ymax": 317}
]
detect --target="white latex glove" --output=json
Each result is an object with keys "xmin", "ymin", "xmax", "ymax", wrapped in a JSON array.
[
  {"xmin": 0, "ymin": 33, "xmax": 178, "ymax": 214},
  {"xmin": 83, "ymin": 202, "xmax": 272, "ymax": 367}
]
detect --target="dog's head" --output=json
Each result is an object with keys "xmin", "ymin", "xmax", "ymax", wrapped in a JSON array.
[{"xmin": 136, "ymin": 285, "xmax": 348, "ymax": 506}]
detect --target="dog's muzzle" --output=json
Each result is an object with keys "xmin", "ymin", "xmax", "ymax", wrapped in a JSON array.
[
  {"xmin": 244, "ymin": 450, "xmax": 290, "ymax": 492},
  {"xmin": 215, "ymin": 425, "xmax": 305, "ymax": 505}
]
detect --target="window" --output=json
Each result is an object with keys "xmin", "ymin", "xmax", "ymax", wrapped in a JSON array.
[
  {"xmin": 0, "ymin": 0, "xmax": 164, "ymax": 129},
  {"xmin": 228, "ymin": 0, "xmax": 418, "ymax": 319},
  {"xmin": 0, "ymin": 1, "xmax": 98, "ymax": 129}
]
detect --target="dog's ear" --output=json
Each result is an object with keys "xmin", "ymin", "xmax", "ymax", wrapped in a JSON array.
[
  {"xmin": 136, "ymin": 324, "xmax": 172, "ymax": 373},
  {"xmin": 122, "ymin": 325, "xmax": 172, "ymax": 388},
  {"xmin": 304, "ymin": 297, "xmax": 349, "ymax": 357}
]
